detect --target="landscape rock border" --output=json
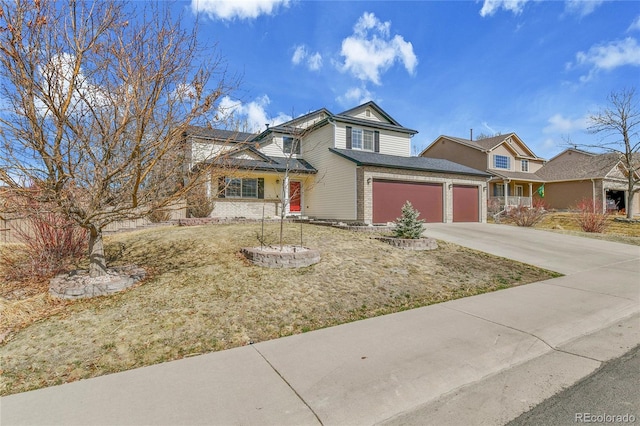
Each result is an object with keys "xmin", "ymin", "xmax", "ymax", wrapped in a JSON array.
[
  {"xmin": 241, "ymin": 245, "xmax": 320, "ymax": 268},
  {"xmin": 375, "ymin": 236, "xmax": 438, "ymax": 251},
  {"xmin": 49, "ymin": 265, "xmax": 146, "ymax": 300}
]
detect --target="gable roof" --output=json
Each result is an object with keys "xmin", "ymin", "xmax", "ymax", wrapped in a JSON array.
[
  {"xmin": 329, "ymin": 148, "xmax": 491, "ymax": 177},
  {"xmin": 422, "ymin": 133, "xmax": 541, "ymax": 159},
  {"xmin": 336, "ymin": 101, "xmax": 402, "ymax": 127},
  {"xmin": 253, "ymin": 101, "xmax": 418, "ymax": 141},
  {"xmin": 184, "ymin": 126, "xmax": 257, "ymax": 143},
  {"xmin": 536, "ymin": 149, "xmax": 624, "ymax": 181}
]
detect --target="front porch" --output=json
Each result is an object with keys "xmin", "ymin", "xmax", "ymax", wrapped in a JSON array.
[{"xmin": 488, "ymin": 179, "xmax": 543, "ymax": 211}]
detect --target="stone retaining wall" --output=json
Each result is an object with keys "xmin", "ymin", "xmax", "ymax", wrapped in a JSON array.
[
  {"xmin": 241, "ymin": 246, "xmax": 321, "ymax": 268},
  {"xmin": 375, "ymin": 236, "xmax": 438, "ymax": 251},
  {"xmin": 49, "ymin": 266, "xmax": 145, "ymax": 299}
]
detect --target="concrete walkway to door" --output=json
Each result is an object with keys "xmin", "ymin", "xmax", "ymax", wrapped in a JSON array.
[{"xmin": 1, "ymin": 224, "xmax": 639, "ymax": 425}]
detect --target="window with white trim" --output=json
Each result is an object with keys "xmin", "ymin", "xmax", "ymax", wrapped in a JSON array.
[
  {"xmin": 494, "ymin": 183, "xmax": 505, "ymax": 197},
  {"xmin": 493, "ymin": 155, "xmax": 510, "ymax": 169},
  {"xmin": 351, "ymin": 128, "xmax": 374, "ymax": 151},
  {"xmin": 521, "ymin": 159, "xmax": 529, "ymax": 172},
  {"xmin": 283, "ymin": 137, "xmax": 300, "ymax": 154},
  {"xmin": 225, "ymin": 178, "xmax": 258, "ymax": 198}
]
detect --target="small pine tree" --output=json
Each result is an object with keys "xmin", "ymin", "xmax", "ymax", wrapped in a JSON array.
[{"xmin": 393, "ymin": 201, "xmax": 425, "ymax": 239}]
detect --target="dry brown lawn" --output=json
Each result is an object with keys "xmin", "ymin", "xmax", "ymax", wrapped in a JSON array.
[
  {"xmin": 531, "ymin": 212, "xmax": 640, "ymax": 245},
  {"xmin": 0, "ymin": 222, "xmax": 560, "ymax": 396}
]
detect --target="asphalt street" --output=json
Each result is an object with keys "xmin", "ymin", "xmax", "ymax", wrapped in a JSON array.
[{"xmin": 507, "ymin": 344, "xmax": 640, "ymax": 426}]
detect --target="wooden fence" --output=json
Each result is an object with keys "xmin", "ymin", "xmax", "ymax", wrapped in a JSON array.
[{"xmin": 0, "ymin": 204, "xmax": 186, "ymax": 244}]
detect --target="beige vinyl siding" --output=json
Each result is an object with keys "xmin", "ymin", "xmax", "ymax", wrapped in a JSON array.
[
  {"xmin": 258, "ymin": 139, "xmax": 287, "ymax": 157},
  {"xmin": 295, "ymin": 113, "xmax": 328, "ymax": 129},
  {"xmin": 378, "ymin": 130, "xmax": 411, "ymax": 156},
  {"xmin": 191, "ymin": 141, "xmax": 235, "ymax": 165},
  {"xmin": 422, "ymin": 138, "xmax": 487, "ymax": 171},
  {"xmin": 302, "ymin": 125, "xmax": 358, "ymax": 220},
  {"xmin": 333, "ymin": 123, "xmax": 411, "ymax": 157},
  {"xmin": 349, "ymin": 107, "xmax": 385, "ymax": 123}
]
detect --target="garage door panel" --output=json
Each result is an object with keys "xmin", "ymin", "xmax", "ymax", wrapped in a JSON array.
[
  {"xmin": 453, "ymin": 185, "xmax": 479, "ymax": 222},
  {"xmin": 373, "ymin": 180, "xmax": 443, "ymax": 223}
]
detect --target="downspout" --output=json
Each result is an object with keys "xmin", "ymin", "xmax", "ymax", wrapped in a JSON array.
[{"xmin": 591, "ymin": 179, "xmax": 596, "ymax": 212}]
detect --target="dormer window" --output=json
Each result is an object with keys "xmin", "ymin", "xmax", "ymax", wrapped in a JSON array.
[
  {"xmin": 521, "ymin": 159, "xmax": 529, "ymax": 172},
  {"xmin": 283, "ymin": 136, "xmax": 300, "ymax": 154}
]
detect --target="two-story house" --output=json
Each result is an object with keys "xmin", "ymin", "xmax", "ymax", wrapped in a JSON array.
[
  {"xmin": 187, "ymin": 102, "xmax": 491, "ymax": 223},
  {"xmin": 420, "ymin": 133, "xmax": 546, "ymax": 211}
]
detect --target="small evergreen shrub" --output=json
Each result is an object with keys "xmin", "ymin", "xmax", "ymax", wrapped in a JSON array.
[{"xmin": 393, "ymin": 201, "xmax": 425, "ymax": 239}]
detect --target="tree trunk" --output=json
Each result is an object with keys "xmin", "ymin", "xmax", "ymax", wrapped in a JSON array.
[
  {"xmin": 627, "ymin": 191, "xmax": 636, "ymax": 219},
  {"xmin": 88, "ymin": 226, "xmax": 108, "ymax": 277}
]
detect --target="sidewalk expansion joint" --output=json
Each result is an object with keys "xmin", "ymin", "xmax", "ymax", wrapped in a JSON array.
[
  {"xmin": 539, "ymin": 280, "xmax": 639, "ymax": 302},
  {"xmin": 250, "ymin": 345, "xmax": 324, "ymax": 426},
  {"xmin": 440, "ymin": 305, "xmax": 604, "ymax": 364}
]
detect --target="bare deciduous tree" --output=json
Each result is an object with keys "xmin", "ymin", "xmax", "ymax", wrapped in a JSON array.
[
  {"xmin": 587, "ymin": 88, "xmax": 640, "ymax": 219},
  {"xmin": 0, "ymin": 0, "xmax": 238, "ymax": 276}
]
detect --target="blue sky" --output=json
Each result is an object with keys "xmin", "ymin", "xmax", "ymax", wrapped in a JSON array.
[{"xmin": 184, "ymin": 0, "xmax": 640, "ymax": 159}]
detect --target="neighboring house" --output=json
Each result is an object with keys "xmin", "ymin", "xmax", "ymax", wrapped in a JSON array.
[
  {"xmin": 187, "ymin": 101, "xmax": 491, "ymax": 223},
  {"xmin": 420, "ymin": 133, "xmax": 546, "ymax": 210},
  {"xmin": 536, "ymin": 148, "xmax": 640, "ymax": 215}
]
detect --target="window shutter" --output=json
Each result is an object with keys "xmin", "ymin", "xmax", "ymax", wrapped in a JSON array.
[
  {"xmin": 258, "ymin": 178, "xmax": 264, "ymax": 199},
  {"xmin": 218, "ymin": 177, "xmax": 225, "ymax": 198},
  {"xmin": 374, "ymin": 131, "xmax": 380, "ymax": 153},
  {"xmin": 346, "ymin": 126, "xmax": 352, "ymax": 149}
]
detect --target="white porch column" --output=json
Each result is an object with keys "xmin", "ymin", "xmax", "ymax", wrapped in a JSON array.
[
  {"xmin": 503, "ymin": 181, "xmax": 508, "ymax": 207},
  {"xmin": 528, "ymin": 182, "xmax": 533, "ymax": 198}
]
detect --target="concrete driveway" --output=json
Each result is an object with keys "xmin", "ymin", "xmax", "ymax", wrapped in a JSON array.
[{"xmin": 2, "ymin": 223, "xmax": 639, "ymax": 425}]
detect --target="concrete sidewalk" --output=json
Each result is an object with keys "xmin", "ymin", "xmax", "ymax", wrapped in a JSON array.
[{"xmin": 2, "ymin": 224, "xmax": 639, "ymax": 425}]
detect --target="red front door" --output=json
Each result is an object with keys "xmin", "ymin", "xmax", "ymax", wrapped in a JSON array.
[{"xmin": 289, "ymin": 181, "xmax": 301, "ymax": 212}]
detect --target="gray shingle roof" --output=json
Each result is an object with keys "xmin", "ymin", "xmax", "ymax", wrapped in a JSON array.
[
  {"xmin": 208, "ymin": 156, "xmax": 317, "ymax": 174},
  {"xmin": 329, "ymin": 148, "xmax": 491, "ymax": 177},
  {"xmin": 536, "ymin": 150, "xmax": 621, "ymax": 181},
  {"xmin": 490, "ymin": 170, "xmax": 546, "ymax": 182},
  {"xmin": 185, "ymin": 126, "xmax": 257, "ymax": 143}
]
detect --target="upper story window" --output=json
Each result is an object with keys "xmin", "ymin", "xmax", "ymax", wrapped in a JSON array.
[
  {"xmin": 493, "ymin": 155, "xmax": 510, "ymax": 170},
  {"xmin": 352, "ymin": 129, "xmax": 374, "ymax": 151},
  {"xmin": 521, "ymin": 159, "xmax": 529, "ymax": 172},
  {"xmin": 283, "ymin": 137, "xmax": 300, "ymax": 155}
]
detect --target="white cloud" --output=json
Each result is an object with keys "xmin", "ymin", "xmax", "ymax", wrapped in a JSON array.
[
  {"xmin": 218, "ymin": 95, "xmax": 291, "ymax": 132},
  {"xmin": 291, "ymin": 45, "xmax": 323, "ymax": 71},
  {"xmin": 307, "ymin": 52, "xmax": 323, "ymax": 71},
  {"xmin": 481, "ymin": 121, "xmax": 498, "ymax": 135},
  {"xmin": 571, "ymin": 37, "xmax": 640, "ymax": 82},
  {"xmin": 338, "ymin": 12, "xmax": 417, "ymax": 85},
  {"xmin": 564, "ymin": 0, "xmax": 604, "ymax": 17},
  {"xmin": 479, "ymin": 0, "xmax": 530, "ymax": 17},
  {"xmin": 337, "ymin": 86, "xmax": 375, "ymax": 106},
  {"xmin": 190, "ymin": 0, "xmax": 289, "ymax": 21},
  {"xmin": 543, "ymin": 113, "xmax": 589, "ymax": 134},
  {"xmin": 628, "ymin": 15, "xmax": 640, "ymax": 33}
]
